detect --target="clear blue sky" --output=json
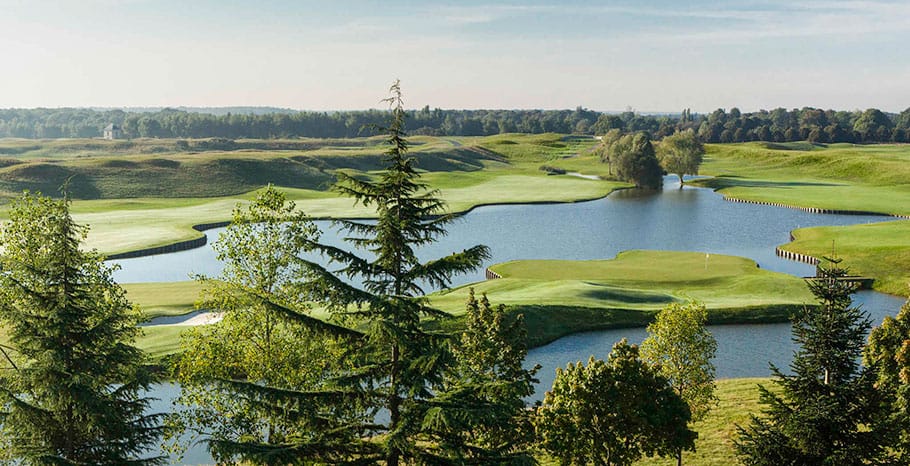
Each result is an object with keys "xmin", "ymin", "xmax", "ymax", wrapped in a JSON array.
[{"xmin": 1, "ymin": 0, "xmax": 908, "ymax": 112}]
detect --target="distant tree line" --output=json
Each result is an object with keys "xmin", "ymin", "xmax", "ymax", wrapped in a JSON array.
[{"xmin": 2, "ymin": 106, "xmax": 910, "ymax": 142}]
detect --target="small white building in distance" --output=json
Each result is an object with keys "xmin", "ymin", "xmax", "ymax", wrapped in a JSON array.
[{"xmin": 103, "ymin": 123, "xmax": 122, "ymax": 140}]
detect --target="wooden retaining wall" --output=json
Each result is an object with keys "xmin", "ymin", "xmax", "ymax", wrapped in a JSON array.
[
  {"xmin": 775, "ymin": 246, "xmax": 820, "ymax": 266},
  {"xmin": 723, "ymin": 195, "xmax": 910, "ymax": 218},
  {"xmin": 485, "ymin": 268, "xmax": 502, "ymax": 280},
  {"xmin": 105, "ymin": 221, "xmax": 230, "ymax": 260}
]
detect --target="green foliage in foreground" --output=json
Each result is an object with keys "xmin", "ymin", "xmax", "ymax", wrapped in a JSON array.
[
  {"xmin": 642, "ymin": 302, "xmax": 718, "ymax": 466},
  {"xmin": 166, "ymin": 187, "xmax": 352, "ymax": 462},
  {"xmin": 736, "ymin": 262, "xmax": 896, "ymax": 465},
  {"xmin": 0, "ymin": 193, "xmax": 164, "ymax": 464},
  {"xmin": 536, "ymin": 340, "xmax": 695, "ymax": 465},
  {"xmin": 865, "ymin": 295, "xmax": 910, "ymax": 460}
]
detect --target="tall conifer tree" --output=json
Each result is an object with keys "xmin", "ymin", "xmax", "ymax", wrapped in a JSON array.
[
  {"xmin": 735, "ymin": 260, "xmax": 896, "ymax": 465},
  {"xmin": 206, "ymin": 81, "xmax": 491, "ymax": 464},
  {"xmin": 0, "ymin": 193, "xmax": 164, "ymax": 465}
]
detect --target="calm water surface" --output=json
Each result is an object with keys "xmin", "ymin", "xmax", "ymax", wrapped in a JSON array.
[{"xmin": 126, "ymin": 177, "xmax": 907, "ymax": 464}]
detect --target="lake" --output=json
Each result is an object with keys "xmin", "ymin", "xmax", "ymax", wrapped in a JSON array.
[{"xmin": 119, "ymin": 176, "xmax": 907, "ymax": 464}]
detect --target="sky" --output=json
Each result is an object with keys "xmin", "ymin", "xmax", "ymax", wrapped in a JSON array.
[{"xmin": 1, "ymin": 0, "xmax": 908, "ymax": 112}]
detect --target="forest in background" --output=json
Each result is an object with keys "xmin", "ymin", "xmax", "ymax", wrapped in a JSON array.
[{"xmin": 1, "ymin": 106, "xmax": 909, "ymax": 143}]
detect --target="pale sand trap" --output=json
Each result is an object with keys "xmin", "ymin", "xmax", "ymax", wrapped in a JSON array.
[
  {"xmin": 178, "ymin": 312, "xmax": 224, "ymax": 326},
  {"xmin": 567, "ymin": 172, "xmax": 601, "ymax": 180}
]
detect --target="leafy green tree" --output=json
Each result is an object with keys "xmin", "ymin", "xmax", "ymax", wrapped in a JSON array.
[
  {"xmin": 735, "ymin": 260, "xmax": 897, "ymax": 465},
  {"xmin": 641, "ymin": 301, "xmax": 717, "ymax": 466},
  {"xmin": 0, "ymin": 192, "xmax": 164, "ymax": 465},
  {"xmin": 422, "ymin": 289, "xmax": 539, "ymax": 463},
  {"xmin": 865, "ymin": 296, "xmax": 910, "ymax": 460},
  {"xmin": 166, "ymin": 186, "xmax": 359, "ymax": 463},
  {"xmin": 596, "ymin": 128, "xmax": 623, "ymax": 175},
  {"xmin": 536, "ymin": 340, "xmax": 695, "ymax": 466},
  {"xmin": 612, "ymin": 132, "xmax": 663, "ymax": 189},
  {"xmin": 657, "ymin": 130, "xmax": 705, "ymax": 185},
  {"xmin": 853, "ymin": 108, "xmax": 893, "ymax": 142}
]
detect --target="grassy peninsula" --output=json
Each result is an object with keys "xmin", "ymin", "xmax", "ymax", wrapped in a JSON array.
[{"xmin": 698, "ymin": 142, "xmax": 910, "ymax": 295}]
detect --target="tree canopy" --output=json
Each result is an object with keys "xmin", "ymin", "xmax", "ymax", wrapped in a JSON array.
[
  {"xmin": 641, "ymin": 301, "xmax": 717, "ymax": 465},
  {"xmin": 0, "ymin": 192, "xmax": 164, "ymax": 465},
  {"xmin": 1, "ymin": 105, "xmax": 908, "ymax": 143},
  {"xmin": 612, "ymin": 132, "xmax": 663, "ymax": 189},
  {"xmin": 536, "ymin": 340, "xmax": 695, "ymax": 466},
  {"xmin": 657, "ymin": 130, "xmax": 705, "ymax": 185}
]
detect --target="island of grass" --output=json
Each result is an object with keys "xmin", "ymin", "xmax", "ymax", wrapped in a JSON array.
[
  {"xmin": 428, "ymin": 250, "xmax": 815, "ymax": 346},
  {"xmin": 124, "ymin": 250, "xmax": 815, "ymax": 357},
  {"xmin": 0, "ymin": 134, "xmax": 621, "ymax": 256}
]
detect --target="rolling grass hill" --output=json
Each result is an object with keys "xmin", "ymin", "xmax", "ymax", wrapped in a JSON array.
[
  {"xmin": 0, "ymin": 134, "xmax": 620, "ymax": 255},
  {"xmin": 698, "ymin": 142, "xmax": 910, "ymax": 295}
]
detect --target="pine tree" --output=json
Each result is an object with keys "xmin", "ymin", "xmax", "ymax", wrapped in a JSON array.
[
  {"xmin": 201, "ymin": 81, "xmax": 491, "ymax": 464},
  {"xmin": 323, "ymin": 80, "xmax": 490, "ymax": 464},
  {"xmin": 735, "ymin": 260, "xmax": 897, "ymax": 465},
  {"xmin": 0, "ymin": 193, "xmax": 164, "ymax": 465}
]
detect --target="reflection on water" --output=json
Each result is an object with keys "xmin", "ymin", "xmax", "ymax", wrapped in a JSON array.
[{"xmin": 112, "ymin": 176, "xmax": 893, "ymax": 284}]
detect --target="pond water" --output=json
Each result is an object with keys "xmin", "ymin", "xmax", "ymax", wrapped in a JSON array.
[{"xmin": 122, "ymin": 176, "xmax": 907, "ymax": 464}]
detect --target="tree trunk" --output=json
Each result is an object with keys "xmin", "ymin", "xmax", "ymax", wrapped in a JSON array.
[{"xmin": 387, "ymin": 343, "xmax": 401, "ymax": 466}]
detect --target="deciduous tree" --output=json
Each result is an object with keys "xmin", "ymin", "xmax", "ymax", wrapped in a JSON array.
[
  {"xmin": 865, "ymin": 295, "xmax": 910, "ymax": 460},
  {"xmin": 612, "ymin": 132, "xmax": 663, "ymax": 189},
  {"xmin": 641, "ymin": 301, "xmax": 717, "ymax": 466},
  {"xmin": 657, "ymin": 130, "xmax": 705, "ymax": 185},
  {"xmin": 536, "ymin": 340, "xmax": 695, "ymax": 466},
  {"xmin": 166, "ymin": 186, "xmax": 356, "ymax": 463}
]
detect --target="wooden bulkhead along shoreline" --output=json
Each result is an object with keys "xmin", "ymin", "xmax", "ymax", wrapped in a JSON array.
[
  {"xmin": 485, "ymin": 268, "xmax": 502, "ymax": 280},
  {"xmin": 105, "ymin": 221, "xmax": 230, "ymax": 260},
  {"xmin": 723, "ymin": 194, "xmax": 910, "ymax": 218}
]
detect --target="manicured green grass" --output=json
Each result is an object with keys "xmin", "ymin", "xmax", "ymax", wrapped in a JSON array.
[
  {"xmin": 786, "ymin": 221, "xmax": 910, "ymax": 296},
  {"xmin": 122, "ymin": 282, "xmax": 207, "ymax": 319},
  {"xmin": 697, "ymin": 142, "xmax": 910, "ymax": 296},
  {"xmin": 127, "ymin": 250, "xmax": 814, "ymax": 356},
  {"xmin": 137, "ymin": 324, "xmax": 190, "ymax": 358},
  {"xmin": 428, "ymin": 251, "xmax": 815, "ymax": 345},
  {"xmin": 0, "ymin": 134, "xmax": 618, "ymax": 255}
]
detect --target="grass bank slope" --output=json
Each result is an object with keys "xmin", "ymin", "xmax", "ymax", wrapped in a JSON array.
[
  {"xmin": 429, "ymin": 250, "xmax": 814, "ymax": 346},
  {"xmin": 0, "ymin": 134, "xmax": 620, "ymax": 255},
  {"xmin": 698, "ymin": 142, "xmax": 910, "ymax": 296}
]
